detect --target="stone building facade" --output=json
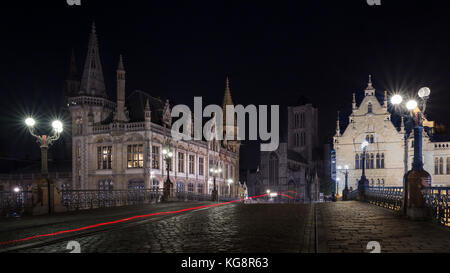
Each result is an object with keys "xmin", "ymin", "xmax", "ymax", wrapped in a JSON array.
[
  {"xmin": 333, "ymin": 76, "xmax": 450, "ymax": 194},
  {"xmin": 67, "ymin": 24, "xmax": 240, "ymax": 196}
]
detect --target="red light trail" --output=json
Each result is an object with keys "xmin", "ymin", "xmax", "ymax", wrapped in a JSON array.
[{"xmin": 0, "ymin": 192, "xmax": 296, "ymax": 246}]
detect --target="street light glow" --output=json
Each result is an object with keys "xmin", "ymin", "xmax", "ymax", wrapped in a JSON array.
[
  {"xmin": 227, "ymin": 178, "xmax": 233, "ymax": 184},
  {"xmin": 13, "ymin": 187, "xmax": 20, "ymax": 193},
  {"xmin": 337, "ymin": 165, "xmax": 342, "ymax": 170},
  {"xmin": 344, "ymin": 165, "xmax": 349, "ymax": 169},
  {"xmin": 418, "ymin": 87, "xmax": 431, "ymax": 98},
  {"xmin": 25, "ymin": 117, "xmax": 35, "ymax": 127},
  {"xmin": 390, "ymin": 94, "xmax": 403, "ymax": 105},
  {"xmin": 52, "ymin": 120, "xmax": 63, "ymax": 133},
  {"xmin": 406, "ymin": 100, "xmax": 418, "ymax": 110},
  {"xmin": 167, "ymin": 152, "xmax": 173, "ymax": 157}
]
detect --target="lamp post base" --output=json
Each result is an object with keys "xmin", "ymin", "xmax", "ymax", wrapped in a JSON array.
[
  {"xmin": 357, "ymin": 178, "xmax": 369, "ymax": 201},
  {"xmin": 342, "ymin": 188, "xmax": 349, "ymax": 201},
  {"xmin": 211, "ymin": 189, "xmax": 218, "ymax": 202},
  {"xmin": 162, "ymin": 180, "xmax": 173, "ymax": 202}
]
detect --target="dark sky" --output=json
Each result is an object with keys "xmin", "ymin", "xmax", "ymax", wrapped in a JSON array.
[{"xmin": 1, "ymin": 0, "xmax": 450, "ymax": 171}]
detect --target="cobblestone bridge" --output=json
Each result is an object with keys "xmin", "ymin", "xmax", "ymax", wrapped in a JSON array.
[{"xmin": 0, "ymin": 201, "xmax": 449, "ymax": 253}]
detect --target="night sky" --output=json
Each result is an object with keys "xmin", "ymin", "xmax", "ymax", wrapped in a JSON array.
[{"xmin": 1, "ymin": 0, "xmax": 450, "ymax": 171}]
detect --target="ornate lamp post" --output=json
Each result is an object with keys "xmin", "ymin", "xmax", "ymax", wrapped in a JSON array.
[
  {"xmin": 390, "ymin": 87, "xmax": 431, "ymax": 219},
  {"xmin": 161, "ymin": 142, "xmax": 173, "ymax": 201},
  {"xmin": 358, "ymin": 140, "xmax": 370, "ymax": 201},
  {"xmin": 337, "ymin": 165, "xmax": 349, "ymax": 201},
  {"xmin": 209, "ymin": 164, "xmax": 221, "ymax": 201},
  {"xmin": 25, "ymin": 117, "xmax": 63, "ymax": 214}
]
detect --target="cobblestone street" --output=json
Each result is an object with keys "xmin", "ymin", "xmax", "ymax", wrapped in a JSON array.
[
  {"xmin": 3, "ymin": 203, "xmax": 313, "ymax": 253},
  {"xmin": 2, "ymin": 201, "xmax": 450, "ymax": 253},
  {"xmin": 319, "ymin": 201, "xmax": 450, "ymax": 253}
]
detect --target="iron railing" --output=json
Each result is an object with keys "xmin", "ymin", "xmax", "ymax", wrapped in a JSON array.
[
  {"xmin": 0, "ymin": 191, "xmax": 33, "ymax": 217},
  {"xmin": 61, "ymin": 189, "xmax": 163, "ymax": 211},
  {"xmin": 423, "ymin": 187, "xmax": 450, "ymax": 227},
  {"xmin": 349, "ymin": 186, "xmax": 450, "ymax": 227},
  {"xmin": 366, "ymin": 187, "xmax": 403, "ymax": 211}
]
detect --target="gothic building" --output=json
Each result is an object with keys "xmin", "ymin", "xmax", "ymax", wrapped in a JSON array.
[
  {"xmin": 333, "ymin": 76, "xmax": 450, "ymax": 194},
  {"xmin": 66, "ymin": 23, "xmax": 240, "ymax": 196},
  {"xmin": 256, "ymin": 98, "xmax": 321, "ymax": 201}
]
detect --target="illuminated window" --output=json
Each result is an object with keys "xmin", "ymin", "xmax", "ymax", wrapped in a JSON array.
[
  {"xmin": 435, "ymin": 157, "xmax": 439, "ymax": 175},
  {"xmin": 98, "ymin": 179, "xmax": 113, "ymax": 191},
  {"xmin": 152, "ymin": 146, "xmax": 160, "ymax": 169},
  {"xmin": 97, "ymin": 146, "xmax": 112, "ymax": 169},
  {"xmin": 439, "ymin": 157, "xmax": 444, "ymax": 174},
  {"xmin": 127, "ymin": 144, "xmax": 144, "ymax": 168}
]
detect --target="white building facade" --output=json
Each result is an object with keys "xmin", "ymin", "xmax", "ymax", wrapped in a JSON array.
[{"xmin": 333, "ymin": 76, "xmax": 450, "ymax": 194}]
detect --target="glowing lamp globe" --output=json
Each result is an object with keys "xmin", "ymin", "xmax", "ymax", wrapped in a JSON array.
[
  {"xmin": 418, "ymin": 87, "xmax": 430, "ymax": 98},
  {"xmin": 390, "ymin": 94, "xmax": 403, "ymax": 105},
  {"xmin": 25, "ymin": 117, "xmax": 35, "ymax": 127},
  {"xmin": 406, "ymin": 100, "xmax": 418, "ymax": 111},
  {"xmin": 52, "ymin": 120, "xmax": 63, "ymax": 133}
]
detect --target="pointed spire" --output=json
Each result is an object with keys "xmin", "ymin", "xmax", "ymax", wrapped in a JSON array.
[
  {"xmin": 400, "ymin": 116, "xmax": 405, "ymax": 133},
  {"xmin": 79, "ymin": 22, "xmax": 106, "ymax": 97},
  {"xmin": 145, "ymin": 98, "xmax": 150, "ymax": 111},
  {"xmin": 92, "ymin": 21, "xmax": 96, "ymax": 34},
  {"xmin": 352, "ymin": 93, "xmax": 356, "ymax": 110},
  {"xmin": 222, "ymin": 76, "xmax": 234, "ymax": 108},
  {"xmin": 365, "ymin": 74, "xmax": 375, "ymax": 96},
  {"xmin": 118, "ymin": 54, "xmax": 124, "ymax": 70}
]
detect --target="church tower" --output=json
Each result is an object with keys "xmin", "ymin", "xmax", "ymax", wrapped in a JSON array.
[
  {"xmin": 221, "ymin": 76, "xmax": 240, "ymax": 196},
  {"xmin": 114, "ymin": 55, "xmax": 129, "ymax": 122},
  {"xmin": 68, "ymin": 23, "xmax": 115, "ymax": 189}
]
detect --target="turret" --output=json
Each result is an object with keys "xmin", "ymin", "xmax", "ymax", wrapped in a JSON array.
[{"xmin": 114, "ymin": 55, "xmax": 129, "ymax": 122}]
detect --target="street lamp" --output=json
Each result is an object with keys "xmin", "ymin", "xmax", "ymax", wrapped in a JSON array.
[
  {"xmin": 25, "ymin": 117, "xmax": 63, "ymax": 214},
  {"xmin": 358, "ymin": 140, "xmax": 370, "ymax": 200},
  {"xmin": 210, "ymin": 164, "xmax": 222, "ymax": 201},
  {"xmin": 162, "ymin": 143, "xmax": 173, "ymax": 201},
  {"xmin": 390, "ymin": 87, "xmax": 431, "ymax": 219},
  {"xmin": 337, "ymin": 165, "xmax": 349, "ymax": 201}
]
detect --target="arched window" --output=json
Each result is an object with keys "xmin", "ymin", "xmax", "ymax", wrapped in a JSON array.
[
  {"xmin": 435, "ymin": 158, "xmax": 439, "ymax": 174},
  {"xmin": 377, "ymin": 179, "xmax": 380, "ymax": 187},
  {"xmin": 376, "ymin": 153, "xmax": 380, "ymax": 168},
  {"xmin": 381, "ymin": 179, "xmax": 385, "ymax": 187},
  {"xmin": 439, "ymin": 158, "xmax": 444, "ymax": 174},
  {"xmin": 370, "ymin": 135, "xmax": 374, "ymax": 143},
  {"xmin": 381, "ymin": 153, "xmax": 384, "ymax": 168},
  {"xmin": 269, "ymin": 152, "xmax": 279, "ymax": 185},
  {"xmin": 368, "ymin": 103, "xmax": 372, "ymax": 113},
  {"xmin": 355, "ymin": 154, "xmax": 359, "ymax": 169},
  {"xmin": 176, "ymin": 181, "xmax": 184, "ymax": 192},
  {"xmin": 360, "ymin": 153, "xmax": 364, "ymax": 169},
  {"xmin": 447, "ymin": 158, "xmax": 450, "ymax": 174},
  {"xmin": 370, "ymin": 154, "xmax": 374, "ymax": 169},
  {"xmin": 370, "ymin": 179, "xmax": 374, "ymax": 186}
]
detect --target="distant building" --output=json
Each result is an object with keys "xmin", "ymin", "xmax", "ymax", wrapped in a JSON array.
[
  {"xmin": 257, "ymin": 97, "xmax": 322, "ymax": 202},
  {"xmin": 333, "ymin": 75, "xmax": 450, "ymax": 194}
]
